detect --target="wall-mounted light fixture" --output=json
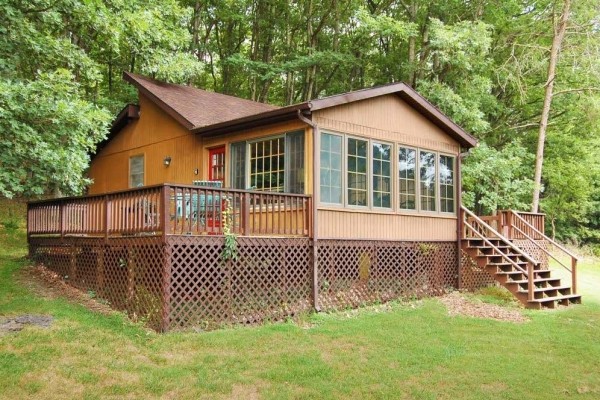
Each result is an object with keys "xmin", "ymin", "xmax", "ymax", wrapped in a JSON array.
[{"xmin": 163, "ymin": 156, "xmax": 172, "ymax": 166}]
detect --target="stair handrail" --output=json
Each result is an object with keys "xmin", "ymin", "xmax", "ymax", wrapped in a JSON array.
[
  {"xmin": 462, "ymin": 206, "xmax": 539, "ymax": 301},
  {"xmin": 508, "ymin": 210, "xmax": 579, "ymax": 294},
  {"xmin": 461, "ymin": 206, "xmax": 539, "ymax": 266}
]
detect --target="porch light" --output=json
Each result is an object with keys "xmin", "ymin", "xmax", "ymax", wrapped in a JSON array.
[{"xmin": 163, "ymin": 156, "xmax": 172, "ymax": 166}]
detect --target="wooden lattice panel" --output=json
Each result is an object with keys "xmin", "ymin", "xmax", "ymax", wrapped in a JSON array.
[
  {"xmin": 512, "ymin": 239, "xmax": 549, "ymax": 270},
  {"xmin": 317, "ymin": 240, "xmax": 457, "ymax": 310},
  {"xmin": 459, "ymin": 249, "xmax": 497, "ymax": 291},
  {"xmin": 166, "ymin": 236, "xmax": 312, "ymax": 330},
  {"xmin": 29, "ymin": 237, "xmax": 166, "ymax": 330}
]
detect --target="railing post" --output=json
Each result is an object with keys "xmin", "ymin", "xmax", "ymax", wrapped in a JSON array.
[
  {"xmin": 572, "ymin": 258, "xmax": 578, "ymax": 295},
  {"xmin": 527, "ymin": 263, "xmax": 534, "ymax": 301},
  {"xmin": 161, "ymin": 185, "xmax": 170, "ymax": 240},
  {"xmin": 59, "ymin": 201, "xmax": 65, "ymax": 240},
  {"xmin": 242, "ymin": 192, "xmax": 250, "ymax": 235},
  {"xmin": 103, "ymin": 195, "xmax": 110, "ymax": 243}
]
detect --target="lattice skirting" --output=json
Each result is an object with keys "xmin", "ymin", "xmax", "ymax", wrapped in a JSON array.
[
  {"xmin": 29, "ymin": 237, "xmax": 167, "ymax": 330},
  {"xmin": 29, "ymin": 237, "xmax": 478, "ymax": 331},
  {"xmin": 459, "ymin": 250, "xmax": 498, "ymax": 291},
  {"xmin": 316, "ymin": 240, "xmax": 458, "ymax": 310},
  {"xmin": 512, "ymin": 239, "xmax": 549, "ymax": 269}
]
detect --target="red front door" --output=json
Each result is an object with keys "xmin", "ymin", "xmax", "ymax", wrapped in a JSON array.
[{"xmin": 209, "ymin": 146, "xmax": 226, "ymax": 182}]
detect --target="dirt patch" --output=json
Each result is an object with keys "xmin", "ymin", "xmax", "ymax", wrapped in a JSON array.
[
  {"xmin": 439, "ymin": 292, "xmax": 529, "ymax": 323},
  {"xmin": 17, "ymin": 264, "xmax": 114, "ymax": 315},
  {"xmin": 0, "ymin": 314, "xmax": 54, "ymax": 335}
]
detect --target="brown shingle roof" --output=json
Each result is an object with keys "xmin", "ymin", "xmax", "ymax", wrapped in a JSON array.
[{"xmin": 123, "ymin": 72, "xmax": 279, "ymax": 130}]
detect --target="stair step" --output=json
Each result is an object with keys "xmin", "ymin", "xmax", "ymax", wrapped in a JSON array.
[
  {"xmin": 519, "ymin": 285, "xmax": 572, "ymax": 294},
  {"xmin": 527, "ymin": 294, "xmax": 582, "ymax": 304},
  {"xmin": 508, "ymin": 277, "xmax": 561, "ymax": 285}
]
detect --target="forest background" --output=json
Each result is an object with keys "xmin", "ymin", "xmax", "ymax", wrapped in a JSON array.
[{"xmin": 1, "ymin": 0, "xmax": 599, "ymax": 249}]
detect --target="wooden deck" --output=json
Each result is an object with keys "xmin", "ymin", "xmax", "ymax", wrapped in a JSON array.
[{"xmin": 27, "ymin": 184, "xmax": 313, "ymax": 239}]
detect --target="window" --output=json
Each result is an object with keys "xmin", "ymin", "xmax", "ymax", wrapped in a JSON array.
[
  {"xmin": 439, "ymin": 155, "xmax": 455, "ymax": 213},
  {"xmin": 419, "ymin": 150, "xmax": 436, "ymax": 211},
  {"xmin": 209, "ymin": 146, "xmax": 225, "ymax": 182},
  {"xmin": 249, "ymin": 137, "xmax": 285, "ymax": 192},
  {"xmin": 372, "ymin": 142, "xmax": 391, "ymax": 208},
  {"xmin": 230, "ymin": 142, "xmax": 246, "ymax": 189},
  {"xmin": 320, "ymin": 133, "xmax": 343, "ymax": 204},
  {"xmin": 399, "ymin": 147, "xmax": 416, "ymax": 210},
  {"xmin": 129, "ymin": 155, "xmax": 144, "ymax": 188},
  {"xmin": 347, "ymin": 138, "xmax": 368, "ymax": 206},
  {"xmin": 231, "ymin": 132, "xmax": 305, "ymax": 193}
]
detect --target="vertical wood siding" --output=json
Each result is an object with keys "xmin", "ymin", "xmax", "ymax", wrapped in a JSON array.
[{"xmin": 318, "ymin": 209, "xmax": 457, "ymax": 241}]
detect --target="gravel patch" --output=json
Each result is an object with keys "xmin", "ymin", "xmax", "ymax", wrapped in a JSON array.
[
  {"xmin": 439, "ymin": 291, "xmax": 529, "ymax": 323},
  {"xmin": 0, "ymin": 314, "xmax": 54, "ymax": 335}
]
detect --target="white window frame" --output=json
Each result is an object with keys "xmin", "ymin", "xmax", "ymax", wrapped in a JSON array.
[
  {"xmin": 246, "ymin": 134, "xmax": 286, "ymax": 192},
  {"xmin": 318, "ymin": 132, "xmax": 457, "ymax": 216},
  {"xmin": 371, "ymin": 140, "xmax": 394, "ymax": 211},
  {"xmin": 319, "ymin": 131, "xmax": 345, "ymax": 206}
]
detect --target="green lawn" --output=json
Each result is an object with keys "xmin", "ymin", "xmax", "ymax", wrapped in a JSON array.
[{"xmin": 1, "ymin": 210, "xmax": 600, "ymax": 399}]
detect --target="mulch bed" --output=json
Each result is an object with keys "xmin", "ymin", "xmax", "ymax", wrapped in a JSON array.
[{"xmin": 439, "ymin": 291, "xmax": 529, "ymax": 323}]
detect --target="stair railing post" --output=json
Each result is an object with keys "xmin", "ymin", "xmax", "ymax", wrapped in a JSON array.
[
  {"xmin": 571, "ymin": 258, "xmax": 577, "ymax": 295},
  {"xmin": 527, "ymin": 263, "xmax": 534, "ymax": 302}
]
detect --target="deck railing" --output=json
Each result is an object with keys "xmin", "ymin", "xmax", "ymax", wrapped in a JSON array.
[{"xmin": 27, "ymin": 184, "xmax": 312, "ymax": 238}]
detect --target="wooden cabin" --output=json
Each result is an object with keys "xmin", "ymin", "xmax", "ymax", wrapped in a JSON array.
[{"xmin": 27, "ymin": 73, "xmax": 580, "ymax": 331}]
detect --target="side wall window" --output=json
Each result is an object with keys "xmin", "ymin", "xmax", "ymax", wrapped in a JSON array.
[
  {"xmin": 129, "ymin": 154, "xmax": 144, "ymax": 188},
  {"xmin": 439, "ymin": 155, "xmax": 455, "ymax": 213},
  {"xmin": 399, "ymin": 147, "xmax": 417, "ymax": 210},
  {"xmin": 419, "ymin": 150, "xmax": 436, "ymax": 211},
  {"xmin": 347, "ymin": 138, "xmax": 368, "ymax": 207},
  {"xmin": 320, "ymin": 133, "xmax": 343, "ymax": 204},
  {"xmin": 319, "ymin": 132, "xmax": 456, "ymax": 215},
  {"xmin": 372, "ymin": 142, "xmax": 391, "ymax": 208},
  {"xmin": 249, "ymin": 136, "xmax": 285, "ymax": 192}
]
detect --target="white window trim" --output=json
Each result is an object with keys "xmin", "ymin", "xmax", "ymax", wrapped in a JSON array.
[
  {"xmin": 318, "ymin": 131, "xmax": 457, "ymax": 216},
  {"xmin": 319, "ymin": 131, "xmax": 345, "ymax": 207},
  {"xmin": 245, "ymin": 134, "xmax": 286, "ymax": 192},
  {"xmin": 371, "ymin": 140, "xmax": 394, "ymax": 211}
]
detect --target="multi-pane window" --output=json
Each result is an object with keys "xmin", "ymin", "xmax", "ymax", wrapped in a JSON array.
[
  {"xmin": 372, "ymin": 142, "xmax": 391, "ymax": 208},
  {"xmin": 231, "ymin": 133, "xmax": 304, "ymax": 193},
  {"xmin": 320, "ymin": 133, "xmax": 343, "ymax": 204},
  {"xmin": 249, "ymin": 137, "xmax": 285, "ymax": 192},
  {"xmin": 419, "ymin": 150, "xmax": 436, "ymax": 211},
  {"xmin": 399, "ymin": 147, "xmax": 417, "ymax": 210},
  {"xmin": 129, "ymin": 155, "xmax": 144, "ymax": 188},
  {"xmin": 439, "ymin": 155, "xmax": 455, "ymax": 213},
  {"xmin": 347, "ymin": 138, "xmax": 368, "ymax": 206}
]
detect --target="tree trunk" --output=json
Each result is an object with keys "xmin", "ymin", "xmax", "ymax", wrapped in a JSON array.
[{"xmin": 531, "ymin": 0, "xmax": 570, "ymax": 212}]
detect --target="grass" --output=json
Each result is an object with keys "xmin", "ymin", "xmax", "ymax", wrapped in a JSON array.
[{"xmin": 1, "ymin": 202, "xmax": 600, "ymax": 399}]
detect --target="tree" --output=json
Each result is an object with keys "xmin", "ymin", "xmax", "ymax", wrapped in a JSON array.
[{"xmin": 532, "ymin": 0, "xmax": 571, "ymax": 212}]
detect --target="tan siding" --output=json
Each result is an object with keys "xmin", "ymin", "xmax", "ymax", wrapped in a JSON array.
[
  {"xmin": 88, "ymin": 94, "xmax": 202, "ymax": 194},
  {"xmin": 318, "ymin": 209, "xmax": 457, "ymax": 241},
  {"xmin": 314, "ymin": 94, "xmax": 460, "ymax": 154}
]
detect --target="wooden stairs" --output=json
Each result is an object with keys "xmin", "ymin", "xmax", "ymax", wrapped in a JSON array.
[
  {"xmin": 461, "ymin": 206, "xmax": 581, "ymax": 309},
  {"xmin": 461, "ymin": 237, "xmax": 581, "ymax": 309}
]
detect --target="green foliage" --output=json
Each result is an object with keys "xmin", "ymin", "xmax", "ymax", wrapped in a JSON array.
[
  {"xmin": 462, "ymin": 143, "xmax": 534, "ymax": 214},
  {"xmin": 220, "ymin": 199, "xmax": 238, "ymax": 262}
]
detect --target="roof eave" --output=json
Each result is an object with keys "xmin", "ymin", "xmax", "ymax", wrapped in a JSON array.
[
  {"xmin": 122, "ymin": 72, "xmax": 195, "ymax": 130},
  {"xmin": 191, "ymin": 103, "xmax": 310, "ymax": 137}
]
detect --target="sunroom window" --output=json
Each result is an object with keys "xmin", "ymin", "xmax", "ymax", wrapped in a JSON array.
[
  {"xmin": 399, "ymin": 147, "xmax": 416, "ymax": 210},
  {"xmin": 347, "ymin": 138, "xmax": 368, "ymax": 207},
  {"xmin": 372, "ymin": 142, "xmax": 391, "ymax": 208},
  {"xmin": 439, "ymin": 155, "xmax": 455, "ymax": 213},
  {"xmin": 320, "ymin": 133, "xmax": 343, "ymax": 204},
  {"xmin": 249, "ymin": 137, "xmax": 285, "ymax": 192},
  {"xmin": 419, "ymin": 150, "xmax": 436, "ymax": 211}
]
